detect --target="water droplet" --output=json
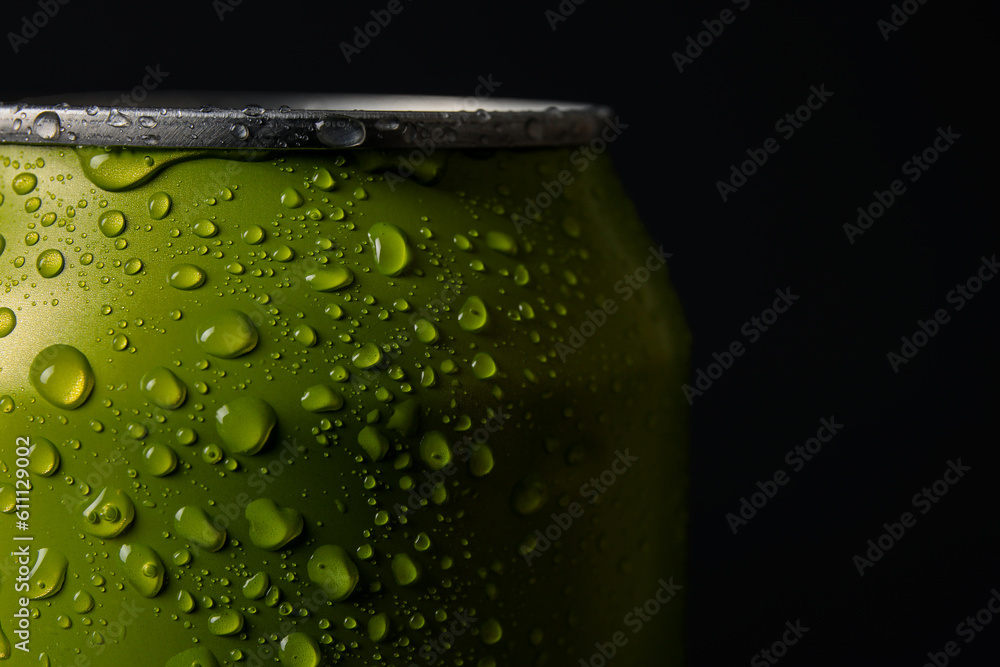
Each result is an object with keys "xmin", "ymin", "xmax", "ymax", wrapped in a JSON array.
[
  {"xmin": 176, "ymin": 589, "xmax": 197, "ymax": 613},
  {"xmin": 119, "ymin": 543, "xmax": 165, "ymax": 597},
  {"xmin": 245, "ymin": 498, "xmax": 303, "ymax": 551},
  {"xmin": 166, "ymin": 647, "xmax": 220, "ymax": 667},
  {"xmin": 148, "ymin": 192, "xmax": 172, "ymax": 220},
  {"xmin": 368, "ymin": 612, "xmax": 389, "ymax": 643},
  {"xmin": 141, "ymin": 366, "xmax": 187, "ymax": 409},
  {"xmin": 231, "ymin": 123, "xmax": 250, "ymax": 139},
  {"xmin": 486, "ymin": 231, "xmax": 518, "ymax": 256},
  {"xmin": 357, "ymin": 425, "xmax": 389, "ymax": 461},
  {"xmin": 196, "ymin": 309, "xmax": 258, "ymax": 358},
  {"xmin": 300, "ymin": 385, "xmax": 344, "ymax": 413},
  {"xmin": 469, "ymin": 444, "xmax": 494, "ymax": 476},
  {"xmin": 368, "ymin": 223, "xmax": 411, "ymax": 276},
  {"xmin": 176, "ymin": 426, "xmax": 197, "ymax": 446},
  {"xmin": 0, "ymin": 307, "xmax": 16, "ymax": 337},
  {"xmin": 27, "ymin": 548, "xmax": 68, "ymax": 599},
  {"xmin": 242, "ymin": 225, "xmax": 266, "ymax": 245},
  {"xmin": 514, "ymin": 264, "xmax": 530, "ymax": 286},
  {"xmin": 419, "ymin": 431, "xmax": 452, "ymax": 471},
  {"xmin": 511, "ymin": 474, "xmax": 549, "ymax": 515},
  {"xmin": 242, "ymin": 572, "xmax": 269, "ymax": 600},
  {"xmin": 305, "ymin": 265, "xmax": 354, "ymax": 292},
  {"xmin": 315, "ymin": 116, "xmax": 367, "ymax": 149},
  {"xmin": 29, "ymin": 344, "xmax": 96, "ymax": 410},
  {"xmin": 280, "ymin": 188, "xmax": 304, "ymax": 209},
  {"xmin": 26, "ymin": 436, "xmax": 60, "ymax": 476},
  {"xmin": 312, "ymin": 167, "xmax": 335, "ymax": 191},
  {"xmin": 472, "ymin": 353, "xmax": 497, "ymax": 379},
  {"xmin": 216, "ymin": 396, "xmax": 277, "ymax": 455},
  {"xmin": 98, "ymin": 210, "xmax": 127, "ymax": 237},
  {"xmin": 32, "ymin": 111, "xmax": 61, "ymax": 140},
  {"xmin": 271, "ymin": 245, "xmax": 295, "ymax": 262},
  {"xmin": 82, "ymin": 487, "xmax": 135, "ymax": 538},
  {"xmin": 174, "ymin": 506, "xmax": 227, "ymax": 551},
  {"xmin": 480, "ymin": 618, "xmax": 503, "ymax": 645},
  {"xmin": 142, "ymin": 443, "xmax": 178, "ymax": 476},
  {"xmin": 167, "ymin": 263, "xmax": 207, "ymax": 290},
  {"xmin": 193, "ymin": 219, "xmax": 218, "ymax": 238},
  {"xmin": 352, "ymin": 343, "xmax": 383, "ymax": 369},
  {"xmin": 279, "ymin": 632, "xmax": 322, "ymax": 667},
  {"xmin": 208, "ymin": 609, "xmax": 244, "ymax": 636},
  {"xmin": 391, "ymin": 553, "xmax": 421, "ymax": 586},
  {"xmin": 36, "ymin": 249, "xmax": 65, "ymax": 278},
  {"xmin": 72, "ymin": 590, "xmax": 95, "ymax": 613},
  {"xmin": 307, "ymin": 545, "xmax": 358, "ymax": 601},
  {"xmin": 124, "ymin": 258, "xmax": 143, "ymax": 275},
  {"xmin": 458, "ymin": 296, "xmax": 489, "ymax": 332},
  {"xmin": 12, "ymin": 172, "xmax": 38, "ymax": 195}
]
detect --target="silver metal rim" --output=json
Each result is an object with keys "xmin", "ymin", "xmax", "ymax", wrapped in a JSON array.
[{"xmin": 0, "ymin": 93, "xmax": 614, "ymax": 150}]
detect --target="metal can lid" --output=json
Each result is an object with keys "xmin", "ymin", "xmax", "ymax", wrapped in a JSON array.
[{"xmin": 0, "ymin": 93, "xmax": 613, "ymax": 150}]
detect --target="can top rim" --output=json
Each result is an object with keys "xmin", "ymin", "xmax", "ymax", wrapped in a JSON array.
[{"xmin": 0, "ymin": 93, "xmax": 614, "ymax": 150}]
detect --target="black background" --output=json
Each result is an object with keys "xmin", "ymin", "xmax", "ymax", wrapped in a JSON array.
[{"xmin": 2, "ymin": 0, "xmax": 996, "ymax": 664}]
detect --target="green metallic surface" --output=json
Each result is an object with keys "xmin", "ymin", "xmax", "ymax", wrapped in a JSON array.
[{"xmin": 0, "ymin": 145, "xmax": 688, "ymax": 665}]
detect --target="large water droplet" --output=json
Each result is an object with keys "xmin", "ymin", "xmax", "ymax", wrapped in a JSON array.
[
  {"xmin": 486, "ymin": 231, "xmax": 518, "ymax": 256},
  {"xmin": 98, "ymin": 210, "xmax": 127, "ymax": 237},
  {"xmin": 26, "ymin": 436, "xmax": 60, "ymax": 476},
  {"xmin": 216, "ymin": 396, "xmax": 277, "ymax": 455},
  {"xmin": 391, "ymin": 553, "xmax": 421, "ymax": 586},
  {"xmin": 305, "ymin": 266, "xmax": 354, "ymax": 292},
  {"xmin": 300, "ymin": 385, "xmax": 344, "ymax": 413},
  {"xmin": 245, "ymin": 498, "xmax": 303, "ymax": 551},
  {"xmin": 36, "ymin": 249, "xmax": 65, "ymax": 278},
  {"xmin": 12, "ymin": 172, "xmax": 38, "ymax": 195},
  {"xmin": 458, "ymin": 296, "xmax": 489, "ymax": 332},
  {"xmin": 29, "ymin": 344, "xmax": 96, "ymax": 410},
  {"xmin": 119, "ymin": 543, "xmax": 165, "ymax": 598},
  {"xmin": 472, "ymin": 352, "xmax": 497, "ymax": 379},
  {"xmin": 511, "ymin": 474, "xmax": 549, "ymax": 515},
  {"xmin": 174, "ymin": 506, "xmax": 227, "ymax": 552},
  {"xmin": 148, "ymin": 192, "xmax": 172, "ymax": 219},
  {"xmin": 279, "ymin": 632, "xmax": 322, "ymax": 667},
  {"xmin": 352, "ymin": 343, "xmax": 383, "ymax": 369},
  {"xmin": 368, "ymin": 223, "xmax": 411, "ymax": 276},
  {"xmin": 0, "ymin": 308, "xmax": 15, "ymax": 337},
  {"xmin": 242, "ymin": 572, "xmax": 269, "ymax": 600},
  {"xmin": 357, "ymin": 425, "xmax": 389, "ymax": 461},
  {"xmin": 141, "ymin": 366, "xmax": 187, "ymax": 410},
  {"xmin": 419, "ymin": 431, "xmax": 452, "ymax": 471},
  {"xmin": 196, "ymin": 309, "xmax": 258, "ymax": 358},
  {"xmin": 208, "ymin": 609, "xmax": 244, "ymax": 636},
  {"xmin": 27, "ymin": 548, "xmax": 68, "ymax": 599},
  {"xmin": 166, "ymin": 647, "xmax": 220, "ymax": 667},
  {"xmin": 167, "ymin": 263, "xmax": 207, "ymax": 290},
  {"xmin": 142, "ymin": 443, "xmax": 178, "ymax": 476},
  {"xmin": 82, "ymin": 487, "xmax": 135, "ymax": 538},
  {"xmin": 307, "ymin": 545, "xmax": 358, "ymax": 601},
  {"xmin": 32, "ymin": 111, "xmax": 61, "ymax": 140}
]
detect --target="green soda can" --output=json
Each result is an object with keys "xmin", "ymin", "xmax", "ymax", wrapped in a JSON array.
[{"xmin": 0, "ymin": 95, "xmax": 689, "ymax": 666}]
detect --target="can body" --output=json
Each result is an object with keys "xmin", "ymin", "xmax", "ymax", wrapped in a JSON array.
[{"xmin": 0, "ymin": 145, "xmax": 688, "ymax": 665}]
